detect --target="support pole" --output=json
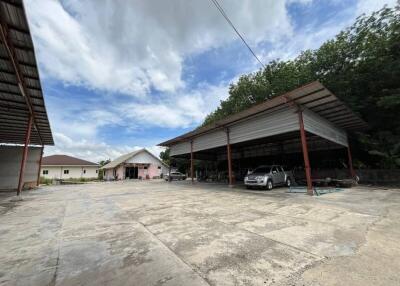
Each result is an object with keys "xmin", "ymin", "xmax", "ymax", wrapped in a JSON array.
[
  {"xmin": 190, "ymin": 140, "xmax": 194, "ymax": 184},
  {"xmin": 36, "ymin": 145, "xmax": 44, "ymax": 186},
  {"xmin": 226, "ymin": 128, "xmax": 233, "ymax": 186},
  {"xmin": 347, "ymin": 141, "xmax": 356, "ymax": 178},
  {"xmin": 298, "ymin": 111, "xmax": 313, "ymax": 195},
  {"xmin": 17, "ymin": 115, "xmax": 33, "ymax": 197},
  {"xmin": 168, "ymin": 159, "xmax": 172, "ymax": 183}
]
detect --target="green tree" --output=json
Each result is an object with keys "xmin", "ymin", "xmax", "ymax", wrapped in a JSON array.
[
  {"xmin": 203, "ymin": 5, "xmax": 400, "ymax": 168},
  {"xmin": 159, "ymin": 149, "xmax": 171, "ymax": 165},
  {"xmin": 98, "ymin": 159, "xmax": 111, "ymax": 180}
]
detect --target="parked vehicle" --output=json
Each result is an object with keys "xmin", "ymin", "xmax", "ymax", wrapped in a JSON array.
[
  {"xmin": 244, "ymin": 165, "xmax": 291, "ymax": 190},
  {"xmin": 164, "ymin": 171, "xmax": 187, "ymax": 181}
]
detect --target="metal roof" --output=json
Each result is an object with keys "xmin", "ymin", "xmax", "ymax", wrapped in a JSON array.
[
  {"xmin": 0, "ymin": 0, "xmax": 53, "ymax": 145},
  {"xmin": 101, "ymin": 148, "xmax": 167, "ymax": 170},
  {"xmin": 102, "ymin": 149, "xmax": 144, "ymax": 169},
  {"xmin": 42, "ymin": 155, "xmax": 98, "ymax": 166},
  {"xmin": 159, "ymin": 81, "xmax": 368, "ymax": 147}
]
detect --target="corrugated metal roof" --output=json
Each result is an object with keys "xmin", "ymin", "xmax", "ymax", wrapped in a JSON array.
[
  {"xmin": 159, "ymin": 81, "xmax": 368, "ymax": 147},
  {"xmin": 102, "ymin": 149, "xmax": 143, "ymax": 169},
  {"xmin": 102, "ymin": 148, "xmax": 167, "ymax": 169},
  {"xmin": 0, "ymin": 0, "xmax": 53, "ymax": 145},
  {"xmin": 42, "ymin": 155, "xmax": 98, "ymax": 166}
]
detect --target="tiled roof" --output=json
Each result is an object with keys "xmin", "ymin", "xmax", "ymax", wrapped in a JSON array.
[{"xmin": 42, "ymin": 155, "xmax": 98, "ymax": 166}]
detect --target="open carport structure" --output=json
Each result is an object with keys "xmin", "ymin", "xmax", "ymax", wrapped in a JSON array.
[
  {"xmin": 159, "ymin": 81, "xmax": 368, "ymax": 195},
  {"xmin": 0, "ymin": 0, "xmax": 53, "ymax": 195}
]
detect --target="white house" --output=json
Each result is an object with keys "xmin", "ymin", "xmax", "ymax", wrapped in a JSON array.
[
  {"xmin": 102, "ymin": 148, "xmax": 168, "ymax": 180},
  {"xmin": 41, "ymin": 155, "xmax": 99, "ymax": 179}
]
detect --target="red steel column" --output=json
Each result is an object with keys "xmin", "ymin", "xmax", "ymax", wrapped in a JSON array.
[
  {"xmin": 17, "ymin": 115, "xmax": 33, "ymax": 196},
  {"xmin": 347, "ymin": 141, "xmax": 356, "ymax": 178},
  {"xmin": 226, "ymin": 129, "xmax": 233, "ymax": 186},
  {"xmin": 190, "ymin": 140, "xmax": 194, "ymax": 184},
  {"xmin": 298, "ymin": 111, "xmax": 313, "ymax": 195},
  {"xmin": 36, "ymin": 145, "xmax": 44, "ymax": 186}
]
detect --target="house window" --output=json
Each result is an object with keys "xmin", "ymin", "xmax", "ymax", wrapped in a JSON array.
[
  {"xmin": 96, "ymin": 170, "xmax": 98, "ymax": 173},
  {"xmin": 144, "ymin": 166, "xmax": 148, "ymax": 170},
  {"xmin": 158, "ymin": 166, "xmax": 161, "ymax": 169},
  {"xmin": 83, "ymin": 169, "xmax": 86, "ymax": 174},
  {"xmin": 64, "ymin": 170, "xmax": 69, "ymax": 174},
  {"xmin": 43, "ymin": 170, "xmax": 48, "ymax": 175}
]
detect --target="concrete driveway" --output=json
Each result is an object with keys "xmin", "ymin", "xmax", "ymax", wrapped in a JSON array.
[{"xmin": 0, "ymin": 180, "xmax": 399, "ymax": 286}]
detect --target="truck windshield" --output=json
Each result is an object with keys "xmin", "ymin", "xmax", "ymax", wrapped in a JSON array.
[{"xmin": 252, "ymin": 166, "xmax": 271, "ymax": 174}]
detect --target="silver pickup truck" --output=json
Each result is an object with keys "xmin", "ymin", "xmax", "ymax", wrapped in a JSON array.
[{"xmin": 244, "ymin": 165, "xmax": 291, "ymax": 190}]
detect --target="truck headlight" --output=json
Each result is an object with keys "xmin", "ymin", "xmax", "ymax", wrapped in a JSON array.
[{"xmin": 255, "ymin": 176, "xmax": 264, "ymax": 182}]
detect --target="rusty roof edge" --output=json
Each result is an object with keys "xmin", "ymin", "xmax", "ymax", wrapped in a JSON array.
[
  {"xmin": 159, "ymin": 81, "xmax": 369, "ymax": 147},
  {"xmin": 158, "ymin": 81, "xmax": 322, "ymax": 146}
]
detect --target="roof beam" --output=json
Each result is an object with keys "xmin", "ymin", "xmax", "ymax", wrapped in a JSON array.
[
  {"xmin": 0, "ymin": 88, "xmax": 21, "ymax": 96},
  {"xmin": 0, "ymin": 54, "xmax": 37, "ymax": 68},
  {"xmin": 1, "ymin": 0, "xmax": 23, "ymax": 8},
  {"xmin": 0, "ymin": 67, "xmax": 39, "ymax": 80},
  {"xmin": 0, "ymin": 10, "xmax": 43, "ymax": 144},
  {"xmin": 0, "ymin": 79, "xmax": 41, "ymax": 90},
  {"xmin": 310, "ymin": 102, "xmax": 344, "ymax": 112},
  {"xmin": 5, "ymin": 22, "xmax": 28, "ymax": 34},
  {"xmin": 324, "ymin": 112, "xmax": 354, "ymax": 121}
]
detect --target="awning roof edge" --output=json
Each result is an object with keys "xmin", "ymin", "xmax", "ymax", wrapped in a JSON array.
[{"xmin": 159, "ymin": 81, "xmax": 367, "ymax": 147}]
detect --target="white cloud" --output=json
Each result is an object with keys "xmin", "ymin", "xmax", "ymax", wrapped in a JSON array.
[
  {"xmin": 25, "ymin": 0, "xmax": 301, "ymax": 96},
  {"xmin": 42, "ymin": 81, "xmax": 228, "ymax": 161},
  {"xmin": 28, "ymin": 0, "xmax": 395, "ymax": 161},
  {"xmin": 44, "ymin": 132, "xmax": 165, "ymax": 162},
  {"xmin": 259, "ymin": 0, "xmax": 398, "ymax": 63},
  {"xmin": 117, "ymin": 82, "xmax": 229, "ymax": 128},
  {"xmin": 356, "ymin": 0, "xmax": 398, "ymax": 15}
]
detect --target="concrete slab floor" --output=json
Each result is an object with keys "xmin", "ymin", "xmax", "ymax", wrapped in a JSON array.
[{"xmin": 0, "ymin": 181, "xmax": 399, "ymax": 286}]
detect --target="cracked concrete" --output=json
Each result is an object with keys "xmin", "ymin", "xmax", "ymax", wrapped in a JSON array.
[{"xmin": 0, "ymin": 181, "xmax": 399, "ymax": 286}]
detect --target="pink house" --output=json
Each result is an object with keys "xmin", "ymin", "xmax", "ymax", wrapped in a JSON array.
[{"xmin": 102, "ymin": 148, "xmax": 168, "ymax": 180}]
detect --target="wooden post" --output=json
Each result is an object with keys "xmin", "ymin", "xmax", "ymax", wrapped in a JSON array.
[
  {"xmin": 226, "ymin": 128, "xmax": 233, "ymax": 186},
  {"xmin": 347, "ymin": 141, "xmax": 356, "ymax": 178},
  {"xmin": 190, "ymin": 140, "xmax": 194, "ymax": 184},
  {"xmin": 298, "ymin": 111, "xmax": 313, "ymax": 195},
  {"xmin": 17, "ymin": 115, "xmax": 33, "ymax": 196},
  {"xmin": 36, "ymin": 145, "xmax": 44, "ymax": 186}
]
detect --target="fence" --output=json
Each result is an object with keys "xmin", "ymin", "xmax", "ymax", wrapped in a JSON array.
[{"xmin": 311, "ymin": 169, "xmax": 400, "ymax": 185}]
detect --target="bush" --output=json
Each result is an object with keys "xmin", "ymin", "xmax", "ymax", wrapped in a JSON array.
[{"xmin": 39, "ymin": 176, "xmax": 53, "ymax": 185}]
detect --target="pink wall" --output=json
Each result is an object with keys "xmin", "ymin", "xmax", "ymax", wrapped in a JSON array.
[
  {"xmin": 116, "ymin": 165, "xmax": 124, "ymax": 180},
  {"xmin": 137, "ymin": 164, "xmax": 160, "ymax": 179},
  {"xmin": 148, "ymin": 164, "xmax": 161, "ymax": 178},
  {"xmin": 105, "ymin": 163, "xmax": 162, "ymax": 180}
]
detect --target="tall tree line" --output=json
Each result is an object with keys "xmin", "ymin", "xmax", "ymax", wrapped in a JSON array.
[{"xmin": 202, "ymin": 5, "xmax": 400, "ymax": 169}]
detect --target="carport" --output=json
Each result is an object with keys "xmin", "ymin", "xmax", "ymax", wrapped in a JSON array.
[
  {"xmin": 159, "ymin": 81, "xmax": 368, "ymax": 195},
  {"xmin": 0, "ymin": 0, "xmax": 53, "ymax": 195}
]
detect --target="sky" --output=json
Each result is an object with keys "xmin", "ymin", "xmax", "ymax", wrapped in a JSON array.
[{"xmin": 24, "ymin": 0, "xmax": 397, "ymax": 162}]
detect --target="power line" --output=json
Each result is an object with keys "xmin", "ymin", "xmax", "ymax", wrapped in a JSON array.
[{"xmin": 209, "ymin": 0, "xmax": 265, "ymax": 68}]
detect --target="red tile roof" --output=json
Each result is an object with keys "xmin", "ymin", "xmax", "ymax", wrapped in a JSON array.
[{"xmin": 42, "ymin": 155, "xmax": 98, "ymax": 166}]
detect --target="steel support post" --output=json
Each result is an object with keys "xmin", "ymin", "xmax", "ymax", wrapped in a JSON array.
[
  {"xmin": 226, "ymin": 129, "xmax": 233, "ymax": 186},
  {"xmin": 17, "ymin": 115, "xmax": 33, "ymax": 196},
  {"xmin": 190, "ymin": 140, "xmax": 194, "ymax": 184},
  {"xmin": 168, "ymin": 159, "xmax": 172, "ymax": 183},
  {"xmin": 36, "ymin": 145, "xmax": 44, "ymax": 186},
  {"xmin": 298, "ymin": 111, "xmax": 313, "ymax": 195},
  {"xmin": 347, "ymin": 142, "xmax": 356, "ymax": 178}
]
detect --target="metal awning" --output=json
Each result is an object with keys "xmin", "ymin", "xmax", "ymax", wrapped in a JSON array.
[
  {"xmin": 159, "ymin": 81, "xmax": 367, "ymax": 147},
  {"xmin": 0, "ymin": 0, "xmax": 53, "ymax": 145}
]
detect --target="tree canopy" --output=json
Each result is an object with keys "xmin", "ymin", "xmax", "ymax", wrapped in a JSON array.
[{"xmin": 202, "ymin": 5, "xmax": 400, "ymax": 169}]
